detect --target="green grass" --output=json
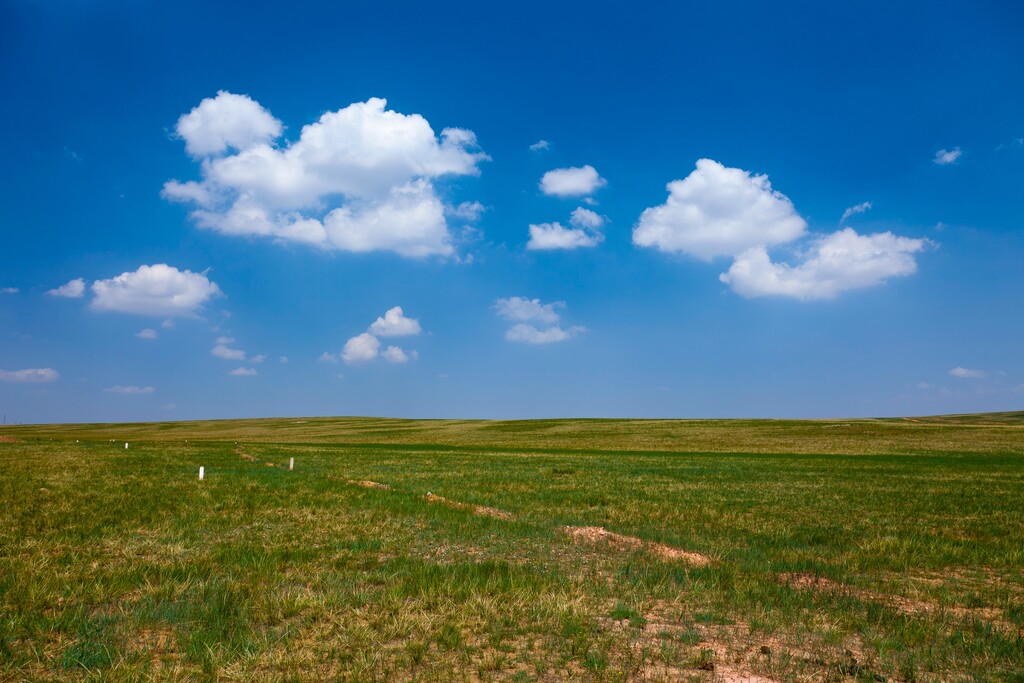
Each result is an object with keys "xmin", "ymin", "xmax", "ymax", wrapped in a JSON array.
[{"xmin": 1, "ymin": 413, "xmax": 1022, "ymax": 680}]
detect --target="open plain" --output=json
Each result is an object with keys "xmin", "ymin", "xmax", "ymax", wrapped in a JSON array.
[{"xmin": 1, "ymin": 413, "xmax": 1023, "ymax": 681}]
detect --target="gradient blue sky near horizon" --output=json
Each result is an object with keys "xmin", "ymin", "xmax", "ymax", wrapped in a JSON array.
[{"xmin": 1, "ymin": 0, "xmax": 1022, "ymax": 424}]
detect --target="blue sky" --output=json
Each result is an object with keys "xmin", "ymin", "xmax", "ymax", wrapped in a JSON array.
[{"xmin": 1, "ymin": 0, "xmax": 1022, "ymax": 423}]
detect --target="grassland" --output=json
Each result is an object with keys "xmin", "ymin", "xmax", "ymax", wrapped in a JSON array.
[{"xmin": 1, "ymin": 413, "xmax": 1022, "ymax": 681}]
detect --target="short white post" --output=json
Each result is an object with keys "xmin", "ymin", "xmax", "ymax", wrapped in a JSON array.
[
  {"xmin": 199, "ymin": 466, "xmax": 205, "ymax": 480},
  {"xmin": 125, "ymin": 442, "xmax": 129, "ymax": 449},
  {"xmin": 289, "ymin": 457, "xmax": 294, "ymax": 471}
]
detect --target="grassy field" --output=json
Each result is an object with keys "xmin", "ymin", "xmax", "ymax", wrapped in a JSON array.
[{"xmin": 1, "ymin": 413, "xmax": 1022, "ymax": 681}]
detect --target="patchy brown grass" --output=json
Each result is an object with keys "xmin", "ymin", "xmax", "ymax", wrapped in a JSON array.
[
  {"xmin": 425, "ymin": 492, "xmax": 515, "ymax": 520},
  {"xmin": 565, "ymin": 526, "xmax": 711, "ymax": 566}
]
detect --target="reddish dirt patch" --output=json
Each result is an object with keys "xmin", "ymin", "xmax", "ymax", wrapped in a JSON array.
[
  {"xmin": 564, "ymin": 526, "xmax": 711, "ymax": 566},
  {"xmin": 0, "ymin": 435, "xmax": 22, "ymax": 443},
  {"xmin": 348, "ymin": 479, "xmax": 393, "ymax": 490},
  {"xmin": 778, "ymin": 572, "xmax": 844, "ymax": 592},
  {"xmin": 425, "ymin": 492, "xmax": 515, "ymax": 520},
  {"xmin": 779, "ymin": 572, "xmax": 1021, "ymax": 636}
]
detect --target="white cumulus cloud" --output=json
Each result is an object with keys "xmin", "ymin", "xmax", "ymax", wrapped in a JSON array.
[
  {"xmin": 164, "ymin": 94, "xmax": 488, "ymax": 258},
  {"xmin": 570, "ymin": 207, "xmax": 605, "ymax": 229},
  {"xmin": 90, "ymin": 264, "xmax": 221, "ymax": 317},
  {"xmin": 341, "ymin": 332, "xmax": 381, "ymax": 364},
  {"xmin": 527, "ymin": 222, "xmax": 603, "ymax": 250},
  {"xmin": 331, "ymin": 307, "xmax": 423, "ymax": 366},
  {"xmin": 527, "ymin": 206, "xmax": 607, "ymax": 250},
  {"xmin": 719, "ymin": 228, "xmax": 930, "ymax": 300},
  {"xmin": 840, "ymin": 201, "xmax": 872, "ymax": 223},
  {"xmin": 175, "ymin": 90, "xmax": 283, "ymax": 158},
  {"xmin": 382, "ymin": 345, "xmax": 417, "ymax": 363},
  {"xmin": 104, "ymin": 385, "xmax": 155, "ymax": 394},
  {"xmin": 136, "ymin": 328, "xmax": 157, "ymax": 340},
  {"xmin": 369, "ymin": 306, "xmax": 422, "ymax": 337},
  {"xmin": 933, "ymin": 147, "xmax": 962, "ymax": 165},
  {"xmin": 494, "ymin": 297, "xmax": 563, "ymax": 324},
  {"xmin": 48, "ymin": 278, "xmax": 86, "ymax": 298},
  {"xmin": 529, "ymin": 140, "xmax": 550, "ymax": 152},
  {"xmin": 540, "ymin": 165, "xmax": 606, "ymax": 197},
  {"xmin": 633, "ymin": 159, "xmax": 806, "ymax": 260},
  {"xmin": 211, "ymin": 344, "xmax": 245, "ymax": 361},
  {"xmin": 495, "ymin": 297, "xmax": 583, "ymax": 344},
  {"xmin": 0, "ymin": 367, "xmax": 59, "ymax": 382},
  {"xmin": 949, "ymin": 367, "xmax": 986, "ymax": 378}
]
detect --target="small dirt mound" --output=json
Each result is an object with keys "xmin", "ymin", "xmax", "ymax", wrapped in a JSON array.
[
  {"xmin": 425, "ymin": 492, "xmax": 515, "ymax": 520},
  {"xmin": 349, "ymin": 479, "xmax": 393, "ymax": 490},
  {"xmin": 565, "ymin": 526, "xmax": 710, "ymax": 566}
]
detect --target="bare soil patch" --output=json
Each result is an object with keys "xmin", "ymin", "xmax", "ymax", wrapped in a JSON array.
[
  {"xmin": 780, "ymin": 572, "xmax": 1022, "ymax": 636},
  {"xmin": 347, "ymin": 479, "xmax": 393, "ymax": 490},
  {"xmin": 564, "ymin": 526, "xmax": 711, "ymax": 566},
  {"xmin": 0, "ymin": 435, "xmax": 22, "ymax": 443},
  {"xmin": 424, "ymin": 492, "xmax": 515, "ymax": 520}
]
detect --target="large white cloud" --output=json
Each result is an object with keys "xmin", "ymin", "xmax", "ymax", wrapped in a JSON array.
[
  {"xmin": 0, "ymin": 368, "xmax": 59, "ymax": 382},
  {"xmin": 175, "ymin": 90, "xmax": 283, "ymax": 158},
  {"xmin": 633, "ymin": 159, "xmax": 807, "ymax": 260},
  {"xmin": 369, "ymin": 306, "xmax": 422, "ymax": 337},
  {"xmin": 719, "ymin": 229, "xmax": 929, "ymax": 300},
  {"xmin": 539, "ymin": 165, "xmax": 606, "ymax": 197},
  {"xmin": 48, "ymin": 278, "xmax": 85, "ymax": 298},
  {"xmin": 165, "ymin": 94, "xmax": 487, "ymax": 258},
  {"xmin": 90, "ymin": 264, "xmax": 221, "ymax": 317}
]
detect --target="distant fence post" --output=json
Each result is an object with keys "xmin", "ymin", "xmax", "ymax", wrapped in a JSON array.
[
  {"xmin": 199, "ymin": 466, "xmax": 205, "ymax": 480},
  {"xmin": 289, "ymin": 457, "xmax": 294, "ymax": 471}
]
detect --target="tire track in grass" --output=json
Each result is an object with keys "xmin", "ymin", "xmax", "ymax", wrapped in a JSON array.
[{"xmin": 234, "ymin": 443, "xmax": 714, "ymax": 566}]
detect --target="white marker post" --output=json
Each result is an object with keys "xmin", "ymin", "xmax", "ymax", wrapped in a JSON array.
[
  {"xmin": 125, "ymin": 442, "xmax": 129, "ymax": 449},
  {"xmin": 289, "ymin": 457, "xmax": 294, "ymax": 471},
  {"xmin": 199, "ymin": 466, "xmax": 205, "ymax": 480}
]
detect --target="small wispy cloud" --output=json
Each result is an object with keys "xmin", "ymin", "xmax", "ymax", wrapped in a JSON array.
[
  {"xmin": 933, "ymin": 147, "xmax": 962, "ymax": 166},
  {"xmin": 949, "ymin": 366, "xmax": 986, "ymax": 378},
  {"xmin": 840, "ymin": 201, "xmax": 872, "ymax": 223},
  {"xmin": 136, "ymin": 328, "xmax": 157, "ymax": 340},
  {"xmin": 104, "ymin": 385, "xmax": 155, "ymax": 394},
  {"xmin": 0, "ymin": 367, "xmax": 59, "ymax": 383},
  {"xmin": 529, "ymin": 140, "xmax": 550, "ymax": 152},
  {"xmin": 229, "ymin": 367, "xmax": 257, "ymax": 376},
  {"xmin": 0, "ymin": 287, "xmax": 17, "ymax": 295}
]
